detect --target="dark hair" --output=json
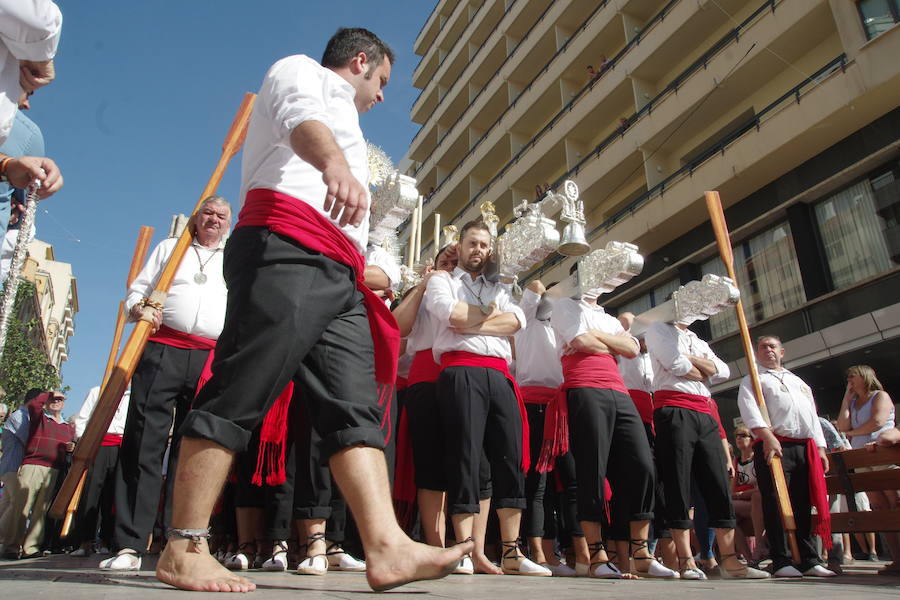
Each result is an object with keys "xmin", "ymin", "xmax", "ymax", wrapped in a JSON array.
[
  {"xmin": 756, "ymin": 334, "xmax": 782, "ymax": 345},
  {"xmin": 459, "ymin": 219, "xmax": 492, "ymax": 242},
  {"xmin": 322, "ymin": 28, "xmax": 395, "ymax": 72}
]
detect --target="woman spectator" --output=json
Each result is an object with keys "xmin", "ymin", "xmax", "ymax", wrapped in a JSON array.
[
  {"xmin": 836, "ymin": 365, "xmax": 899, "ymax": 518},
  {"xmin": 731, "ymin": 425, "xmax": 765, "ymax": 563}
]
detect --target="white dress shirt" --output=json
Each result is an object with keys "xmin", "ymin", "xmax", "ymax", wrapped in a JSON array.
[
  {"xmin": 240, "ymin": 54, "xmax": 370, "ymax": 253},
  {"xmin": 514, "ymin": 289, "xmax": 563, "ymax": 388},
  {"xmin": 366, "ymin": 244, "xmax": 401, "ymax": 291},
  {"xmin": 0, "ymin": 1, "xmax": 61, "ymax": 144},
  {"xmin": 406, "ymin": 302, "xmax": 438, "ymax": 354},
  {"xmin": 126, "ymin": 238, "xmax": 227, "ymax": 339},
  {"xmin": 74, "ymin": 385, "xmax": 130, "ymax": 439},
  {"xmin": 737, "ymin": 365, "xmax": 826, "ymax": 448},
  {"xmin": 425, "ymin": 267, "xmax": 526, "ymax": 363},
  {"xmin": 646, "ymin": 321, "xmax": 729, "ymax": 395},
  {"xmin": 550, "ymin": 297, "xmax": 633, "ymax": 351},
  {"xmin": 619, "ymin": 351, "xmax": 654, "ymax": 393}
]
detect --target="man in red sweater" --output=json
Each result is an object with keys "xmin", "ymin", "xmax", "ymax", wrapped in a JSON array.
[{"xmin": 3, "ymin": 390, "xmax": 73, "ymax": 558}]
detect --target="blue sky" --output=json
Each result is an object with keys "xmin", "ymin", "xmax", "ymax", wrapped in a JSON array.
[{"xmin": 24, "ymin": 1, "xmax": 435, "ymax": 416}]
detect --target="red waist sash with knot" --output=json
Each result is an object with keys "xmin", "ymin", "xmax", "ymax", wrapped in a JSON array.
[
  {"xmin": 653, "ymin": 390, "xmax": 726, "ymax": 439},
  {"xmin": 628, "ymin": 389, "xmax": 654, "ymax": 426},
  {"xmin": 407, "ymin": 349, "xmax": 442, "ymax": 386},
  {"xmin": 440, "ymin": 351, "xmax": 530, "ymax": 472},
  {"xmin": 537, "ymin": 352, "xmax": 626, "ymax": 472},
  {"xmin": 754, "ymin": 435, "xmax": 831, "ymax": 548}
]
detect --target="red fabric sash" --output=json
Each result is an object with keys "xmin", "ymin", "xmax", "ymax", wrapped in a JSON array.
[
  {"xmin": 761, "ymin": 435, "xmax": 832, "ymax": 549},
  {"xmin": 537, "ymin": 352, "xmax": 626, "ymax": 472},
  {"xmin": 520, "ymin": 386, "xmax": 557, "ymax": 405},
  {"xmin": 148, "ymin": 324, "xmax": 217, "ymax": 350},
  {"xmin": 396, "ymin": 376, "xmax": 409, "ymax": 391},
  {"xmin": 101, "ymin": 433, "xmax": 123, "ymax": 447},
  {"xmin": 232, "ymin": 189, "xmax": 400, "ymax": 486},
  {"xmin": 407, "ymin": 349, "xmax": 442, "ymax": 387},
  {"xmin": 392, "ymin": 405, "xmax": 416, "ymax": 530},
  {"xmin": 653, "ymin": 390, "xmax": 726, "ymax": 439},
  {"xmin": 440, "ymin": 351, "xmax": 530, "ymax": 471},
  {"xmin": 628, "ymin": 389, "xmax": 654, "ymax": 426}
]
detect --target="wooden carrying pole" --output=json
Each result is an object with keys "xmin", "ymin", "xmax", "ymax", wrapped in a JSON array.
[
  {"xmin": 705, "ymin": 190, "xmax": 801, "ymax": 564},
  {"xmin": 60, "ymin": 226, "xmax": 154, "ymax": 537},
  {"xmin": 50, "ymin": 93, "xmax": 257, "ymax": 521}
]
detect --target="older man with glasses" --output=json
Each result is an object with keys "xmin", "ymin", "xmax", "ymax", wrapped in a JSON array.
[{"xmin": 0, "ymin": 390, "xmax": 74, "ymax": 559}]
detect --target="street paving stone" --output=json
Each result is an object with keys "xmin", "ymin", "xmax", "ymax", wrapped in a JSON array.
[{"xmin": 0, "ymin": 555, "xmax": 897, "ymax": 599}]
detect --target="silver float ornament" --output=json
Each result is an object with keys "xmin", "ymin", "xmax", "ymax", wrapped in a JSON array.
[
  {"xmin": 369, "ymin": 171, "xmax": 419, "ymax": 247},
  {"xmin": 545, "ymin": 241, "xmax": 644, "ymax": 300},
  {"xmin": 495, "ymin": 179, "xmax": 590, "ymax": 282},
  {"xmin": 629, "ymin": 273, "xmax": 741, "ymax": 337},
  {"xmin": 673, "ymin": 273, "xmax": 741, "ymax": 325}
]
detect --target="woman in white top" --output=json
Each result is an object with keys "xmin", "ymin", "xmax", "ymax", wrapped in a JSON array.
[
  {"xmin": 837, "ymin": 365, "xmax": 899, "ymax": 515},
  {"xmin": 731, "ymin": 425, "xmax": 764, "ymax": 563}
]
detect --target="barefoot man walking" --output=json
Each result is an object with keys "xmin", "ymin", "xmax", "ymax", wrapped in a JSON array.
[{"xmin": 155, "ymin": 28, "xmax": 471, "ymax": 592}]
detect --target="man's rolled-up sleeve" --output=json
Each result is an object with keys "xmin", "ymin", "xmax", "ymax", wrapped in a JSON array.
[
  {"xmin": 266, "ymin": 57, "xmax": 334, "ymax": 142},
  {"xmin": 737, "ymin": 376, "xmax": 767, "ymax": 432},
  {"xmin": 0, "ymin": 0, "xmax": 62, "ymax": 61}
]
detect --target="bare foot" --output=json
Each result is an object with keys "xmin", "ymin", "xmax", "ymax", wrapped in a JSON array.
[
  {"xmin": 366, "ymin": 538, "xmax": 474, "ymax": 591},
  {"xmin": 473, "ymin": 552, "xmax": 503, "ymax": 575},
  {"xmin": 156, "ymin": 538, "xmax": 256, "ymax": 592}
]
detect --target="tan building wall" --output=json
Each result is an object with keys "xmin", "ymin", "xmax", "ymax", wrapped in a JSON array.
[{"xmin": 25, "ymin": 239, "xmax": 78, "ymax": 373}]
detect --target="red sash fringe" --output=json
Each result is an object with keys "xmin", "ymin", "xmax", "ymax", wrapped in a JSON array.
[{"xmin": 440, "ymin": 351, "xmax": 530, "ymax": 472}]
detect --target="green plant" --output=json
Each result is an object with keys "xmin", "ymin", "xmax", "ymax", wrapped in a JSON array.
[{"xmin": 0, "ymin": 279, "xmax": 62, "ymax": 411}]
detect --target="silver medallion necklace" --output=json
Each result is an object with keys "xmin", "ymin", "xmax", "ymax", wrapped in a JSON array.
[
  {"xmin": 193, "ymin": 245, "xmax": 218, "ymax": 285},
  {"xmin": 768, "ymin": 369, "xmax": 789, "ymax": 392},
  {"xmin": 461, "ymin": 276, "xmax": 493, "ymax": 315}
]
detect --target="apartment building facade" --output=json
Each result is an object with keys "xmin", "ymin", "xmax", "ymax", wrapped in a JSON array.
[{"xmin": 406, "ymin": 0, "xmax": 900, "ymax": 424}]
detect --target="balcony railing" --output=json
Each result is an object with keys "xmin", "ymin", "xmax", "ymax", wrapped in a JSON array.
[
  {"xmin": 411, "ymin": 0, "xmax": 525, "ymax": 151},
  {"xmin": 412, "ymin": 0, "xmax": 490, "ymax": 102},
  {"xmin": 521, "ymin": 53, "xmax": 849, "ymax": 283},
  {"xmin": 411, "ymin": 0, "xmax": 675, "ymax": 252}
]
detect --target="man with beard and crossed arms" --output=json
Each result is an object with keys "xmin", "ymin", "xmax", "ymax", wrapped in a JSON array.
[
  {"xmin": 155, "ymin": 28, "xmax": 469, "ymax": 593},
  {"xmin": 425, "ymin": 220, "xmax": 550, "ymax": 576}
]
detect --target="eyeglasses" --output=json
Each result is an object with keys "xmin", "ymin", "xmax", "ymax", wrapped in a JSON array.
[{"xmin": 735, "ymin": 433, "xmax": 752, "ymax": 439}]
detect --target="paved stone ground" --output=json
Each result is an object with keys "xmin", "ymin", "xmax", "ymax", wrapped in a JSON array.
[{"xmin": 1, "ymin": 555, "xmax": 898, "ymax": 599}]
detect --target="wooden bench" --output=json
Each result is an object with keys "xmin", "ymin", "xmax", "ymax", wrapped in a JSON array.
[{"xmin": 826, "ymin": 445, "xmax": 900, "ymax": 532}]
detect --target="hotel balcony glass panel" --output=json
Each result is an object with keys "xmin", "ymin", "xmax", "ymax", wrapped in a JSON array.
[{"xmin": 702, "ymin": 222, "xmax": 806, "ymax": 339}]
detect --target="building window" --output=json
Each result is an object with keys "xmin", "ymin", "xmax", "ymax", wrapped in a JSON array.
[
  {"xmin": 702, "ymin": 222, "xmax": 806, "ymax": 338},
  {"xmin": 814, "ymin": 174, "xmax": 899, "ymax": 290},
  {"xmin": 858, "ymin": 0, "xmax": 900, "ymax": 40}
]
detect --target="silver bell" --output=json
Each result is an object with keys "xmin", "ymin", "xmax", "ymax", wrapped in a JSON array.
[{"xmin": 557, "ymin": 222, "xmax": 590, "ymax": 256}]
